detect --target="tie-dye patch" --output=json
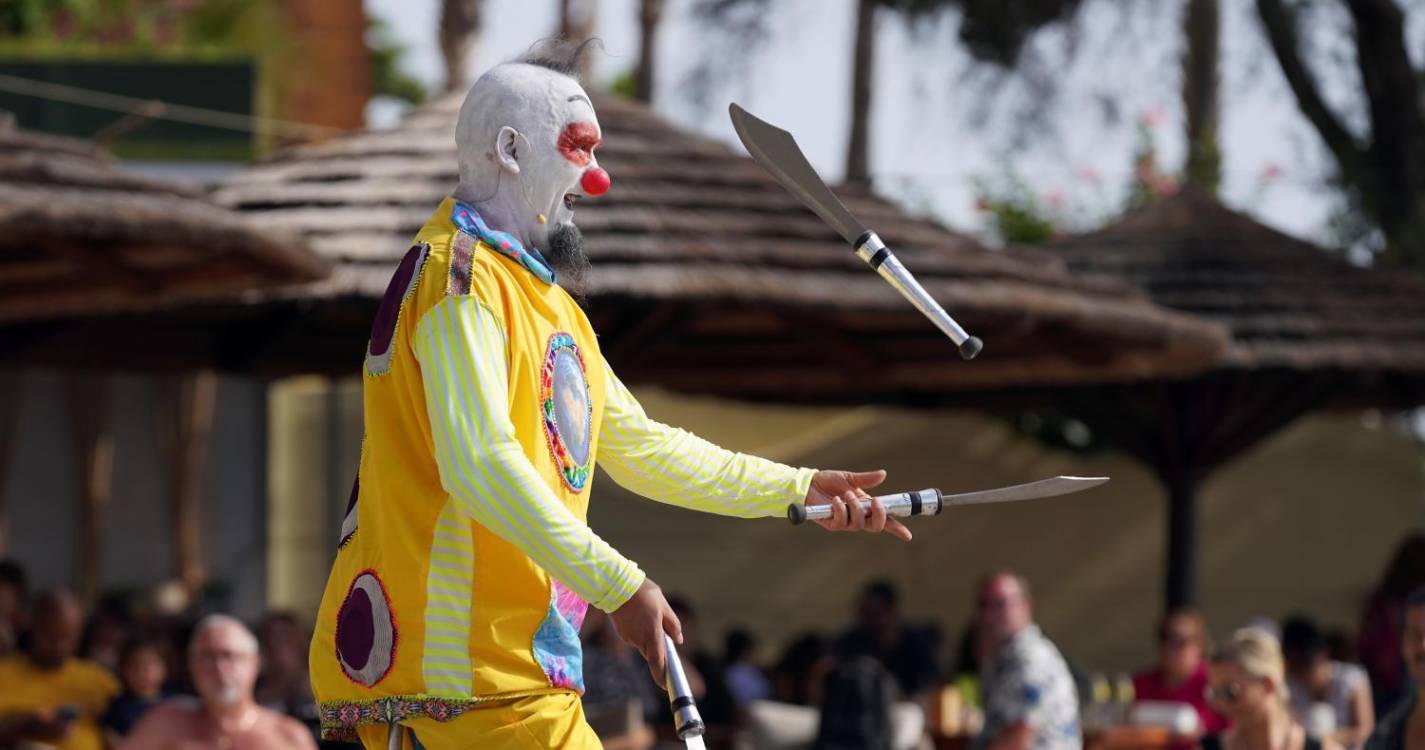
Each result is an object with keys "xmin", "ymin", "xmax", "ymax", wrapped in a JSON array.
[
  {"xmin": 532, "ymin": 579, "xmax": 588, "ymax": 692},
  {"xmin": 449, "ymin": 201, "xmax": 556, "ymax": 285}
]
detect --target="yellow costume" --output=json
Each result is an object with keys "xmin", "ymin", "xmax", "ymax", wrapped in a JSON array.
[
  {"xmin": 311, "ymin": 198, "xmax": 815, "ymax": 746},
  {"xmin": 0, "ymin": 654, "xmax": 119, "ymax": 750}
]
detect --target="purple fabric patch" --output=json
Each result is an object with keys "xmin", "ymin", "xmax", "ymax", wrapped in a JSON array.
[
  {"xmin": 335, "ymin": 570, "xmax": 396, "ymax": 687},
  {"xmin": 368, "ymin": 244, "xmax": 426, "ymax": 358},
  {"xmin": 337, "ymin": 587, "xmax": 374, "ymax": 671},
  {"xmin": 339, "ymin": 477, "xmax": 359, "ymax": 548},
  {"xmin": 344, "ymin": 477, "xmax": 359, "ymax": 516}
]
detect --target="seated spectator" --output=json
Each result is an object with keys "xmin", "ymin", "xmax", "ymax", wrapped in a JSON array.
[
  {"xmin": 1282, "ymin": 615, "xmax": 1373, "ymax": 750},
  {"xmin": 254, "ymin": 611, "xmax": 319, "ymax": 732},
  {"xmin": 80, "ymin": 595, "xmax": 133, "ymax": 674},
  {"xmin": 976, "ymin": 571, "xmax": 1080, "ymax": 750},
  {"xmin": 773, "ymin": 633, "xmax": 834, "ymax": 707},
  {"xmin": 102, "ymin": 637, "xmax": 168, "ymax": 743},
  {"xmin": 1365, "ymin": 585, "xmax": 1425, "ymax": 750},
  {"xmin": 1203, "ymin": 628, "xmax": 1339, "ymax": 750},
  {"xmin": 579, "ymin": 609, "xmax": 658, "ymax": 749},
  {"xmin": 725, "ymin": 628, "xmax": 772, "ymax": 707},
  {"xmin": 814, "ymin": 655, "xmax": 896, "ymax": 750},
  {"xmin": 118, "ymin": 614, "xmax": 316, "ymax": 750},
  {"xmin": 0, "ymin": 589, "xmax": 120, "ymax": 750},
  {"xmin": 0, "ymin": 558, "xmax": 27, "ymax": 657},
  {"xmin": 1133, "ymin": 607, "xmax": 1227, "ymax": 741},
  {"xmin": 836, "ymin": 580, "xmax": 940, "ymax": 699},
  {"xmin": 582, "ymin": 608, "xmax": 664, "ymax": 711}
]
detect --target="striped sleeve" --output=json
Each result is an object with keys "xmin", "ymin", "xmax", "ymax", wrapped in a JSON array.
[
  {"xmin": 597, "ymin": 361, "xmax": 817, "ymax": 518},
  {"xmin": 412, "ymin": 295, "xmax": 645, "ymax": 613}
]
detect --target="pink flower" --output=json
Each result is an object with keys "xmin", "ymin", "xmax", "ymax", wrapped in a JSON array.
[
  {"xmin": 1140, "ymin": 106, "xmax": 1166, "ymax": 129},
  {"xmin": 1044, "ymin": 190, "xmax": 1065, "ymax": 212},
  {"xmin": 1075, "ymin": 166, "xmax": 1102, "ymax": 186},
  {"xmin": 1260, "ymin": 162, "xmax": 1283, "ymax": 183},
  {"xmin": 1151, "ymin": 175, "xmax": 1179, "ymax": 198}
]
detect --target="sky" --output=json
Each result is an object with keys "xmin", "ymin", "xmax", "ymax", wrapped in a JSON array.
[{"xmin": 362, "ymin": 0, "xmax": 1425, "ymax": 248}]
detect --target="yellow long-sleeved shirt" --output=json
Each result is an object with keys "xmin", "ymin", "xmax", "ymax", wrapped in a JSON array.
[{"xmin": 310, "ymin": 198, "xmax": 815, "ymax": 740}]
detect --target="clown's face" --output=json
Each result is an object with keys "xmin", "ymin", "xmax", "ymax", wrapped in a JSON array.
[{"xmin": 458, "ymin": 64, "xmax": 611, "ymax": 250}]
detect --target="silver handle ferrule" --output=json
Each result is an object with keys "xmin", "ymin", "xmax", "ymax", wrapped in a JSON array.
[{"xmin": 663, "ymin": 633, "xmax": 705, "ymax": 739}]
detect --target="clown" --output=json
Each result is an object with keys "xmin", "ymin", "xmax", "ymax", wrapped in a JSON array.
[{"xmin": 309, "ymin": 42, "xmax": 911, "ymax": 749}]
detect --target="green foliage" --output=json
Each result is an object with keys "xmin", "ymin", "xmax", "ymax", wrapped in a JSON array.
[
  {"xmin": 608, "ymin": 69, "xmax": 637, "ymax": 99},
  {"xmin": 1124, "ymin": 115, "xmax": 1179, "ymax": 211},
  {"xmin": 368, "ymin": 17, "xmax": 425, "ymax": 105},
  {"xmin": 0, "ymin": 0, "xmax": 281, "ymax": 59},
  {"xmin": 972, "ymin": 170, "xmax": 1059, "ymax": 245}
]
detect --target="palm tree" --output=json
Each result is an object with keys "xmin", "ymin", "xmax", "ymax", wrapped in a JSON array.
[
  {"xmin": 634, "ymin": 0, "xmax": 666, "ymax": 103},
  {"xmin": 558, "ymin": 0, "xmax": 599, "ymax": 80},
  {"xmin": 439, "ymin": 0, "xmax": 483, "ymax": 93}
]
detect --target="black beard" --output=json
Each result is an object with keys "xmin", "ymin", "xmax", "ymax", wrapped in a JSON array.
[{"xmin": 544, "ymin": 222, "xmax": 590, "ymax": 303}]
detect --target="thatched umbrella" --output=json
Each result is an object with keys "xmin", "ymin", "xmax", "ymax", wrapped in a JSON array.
[
  {"xmin": 1047, "ymin": 187, "xmax": 1425, "ymax": 607},
  {"xmin": 0, "ymin": 119, "xmax": 329, "ymax": 324},
  {"xmin": 209, "ymin": 92, "xmax": 1226, "ymax": 392},
  {"xmin": 0, "ymin": 119, "xmax": 329, "ymax": 600}
]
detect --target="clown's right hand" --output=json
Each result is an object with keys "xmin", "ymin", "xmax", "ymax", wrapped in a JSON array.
[{"xmin": 609, "ymin": 576, "xmax": 683, "ymax": 684}]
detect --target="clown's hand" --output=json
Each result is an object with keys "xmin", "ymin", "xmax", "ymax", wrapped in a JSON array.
[
  {"xmin": 804, "ymin": 469, "xmax": 912, "ymax": 542},
  {"xmin": 610, "ymin": 577, "xmax": 682, "ymax": 684}
]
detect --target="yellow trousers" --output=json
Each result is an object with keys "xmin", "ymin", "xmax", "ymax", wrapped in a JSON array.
[{"xmin": 354, "ymin": 692, "xmax": 603, "ymax": 750}]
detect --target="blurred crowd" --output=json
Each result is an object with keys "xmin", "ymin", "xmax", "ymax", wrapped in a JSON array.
[{"xmin": 2, "ymin": 534, "xmax": 1425, "ymax": 750}]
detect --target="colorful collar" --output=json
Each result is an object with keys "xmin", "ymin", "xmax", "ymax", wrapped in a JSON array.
[{"xmin": 450, "ymin": 200, "xmax": 556, "ymax": 285}]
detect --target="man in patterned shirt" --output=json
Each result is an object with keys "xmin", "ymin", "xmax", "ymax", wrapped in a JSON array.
[
  {"xmin": 308, "ymin": 40, "xmax": 912, "ymax": 750},
  {"xmin": 977, "ymin": 572, "xmax": 1082, "ymax": 750}
]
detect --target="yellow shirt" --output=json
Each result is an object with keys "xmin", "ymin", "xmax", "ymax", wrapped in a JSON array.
[
  {"xmin": 310, "ymin": 198, "xmax": 815, "ymax": 740},
  {"xmin": 0, "ymin": 655, "xmax": 119, "ymax": 750}
]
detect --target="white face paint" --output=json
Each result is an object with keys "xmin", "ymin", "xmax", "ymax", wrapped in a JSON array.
[{"xmin": 454, "ymin": 63, "xmax": 608, "ymax": 250}]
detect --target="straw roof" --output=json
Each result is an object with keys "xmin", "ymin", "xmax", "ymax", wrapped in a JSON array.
[
  {"xmin": 212, "ymin": 93, "xmax": 1226, "ymax": 393},
  {"xmin": 0, "ymin": 120, "xmax": 329, "ymax": 325},
  {"xmin": 1050, "ymin": 188, "xmax": 1425, "ymax": 375}
]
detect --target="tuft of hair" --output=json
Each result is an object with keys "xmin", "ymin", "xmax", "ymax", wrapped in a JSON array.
[
  {"xmin": 1407, "ymin": 584, "xmax": 1425, "ymax": 610},
  {"xmin": 515, "ymin": 37, "xmax": 603, "ymax": 81}
]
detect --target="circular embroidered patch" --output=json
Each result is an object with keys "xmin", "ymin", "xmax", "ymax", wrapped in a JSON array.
[
  {"xmin": 541, "ymin": 333, "xmax": 592, "ymax": 492},
  {"xmin": 335, "ymin": 570, "xmax": 396, "ymax": 687}
]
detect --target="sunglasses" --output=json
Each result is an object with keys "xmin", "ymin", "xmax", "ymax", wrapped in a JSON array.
[{"xmin": 1205, "ymin": 681, "xmax": 1250, "ymax": 705}]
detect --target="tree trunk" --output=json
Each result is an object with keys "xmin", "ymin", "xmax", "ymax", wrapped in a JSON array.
[
  {"xmin": 1257, "ymin": 0, "xmax": 1425, "ymax": 269},
  {"xmin": 844, "ymin": 0, "xmax": 876, "ymax": 189},
  {"xmin": 156, "ymin": 373, "xmax": 217, "ymax": 601},
  {"xmin": 439, "ymin": 0, "xmax": 483, "ymax": 93},
  {"xmin": 558, "ymin": 0, "xmax": 599, "ymax": 80},
  {"xmin": 634, "ymin": 0, "xmax": 665, "ymax": 103},
  {"xmin": 65, "ymin": 375, "xmax": 113, "ymax": 606},
  {"xmin": 1182, "ymin": 0, "xmax": 1220, "ymax": 192}
]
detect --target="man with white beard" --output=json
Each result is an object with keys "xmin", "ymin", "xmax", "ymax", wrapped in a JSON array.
[
  {"xmin": 308, "ymin": 38, "xmax": 908, "ymax": 750},
  {"xmin": 119, "ymin": 616, "xmax": 316, "ymax": 750}
]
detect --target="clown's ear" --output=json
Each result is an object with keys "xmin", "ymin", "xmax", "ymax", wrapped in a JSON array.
[{"xmin": 495, "ymin": 126, "xmax": 522, "ymax": 176}]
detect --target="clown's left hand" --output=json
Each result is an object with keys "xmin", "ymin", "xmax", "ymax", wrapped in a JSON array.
[{"xmin": 804, "ymin": 469, "xmax": 912, "ymax": 542}]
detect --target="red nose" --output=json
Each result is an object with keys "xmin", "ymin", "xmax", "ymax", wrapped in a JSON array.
[{"xmin": 580, "ymin": 167, "xmax": 611, "ymax": 196}]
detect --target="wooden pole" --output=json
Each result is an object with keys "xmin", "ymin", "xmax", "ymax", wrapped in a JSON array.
[
  {"xmin": 156, "ymin": 372, "xmax": 218, "ymax": 600},
  {"xmin": 0, "ymin": 371, "xmax": 21, "ymax": 555},
  {"xmin": 65, "ymin": 375, "xmax": 113, "ymax": 606},
  {"xmin": 1164, "ymin": 471, "xmax": 1199, "ymax": 609}
]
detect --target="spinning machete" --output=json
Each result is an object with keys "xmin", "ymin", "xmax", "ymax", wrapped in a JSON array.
[
  {"xmin": 787, "ymin": 476, "xmax": 1110, "ymax": 525},
  {"xmin": 729, "ymin": 102, "xmax": 983, "ymax": 360}
]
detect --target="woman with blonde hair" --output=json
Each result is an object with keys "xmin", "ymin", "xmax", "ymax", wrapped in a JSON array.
[{"xmin": 1201, "ymin": 628, "xmax": 1342, "ymax": 750}]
